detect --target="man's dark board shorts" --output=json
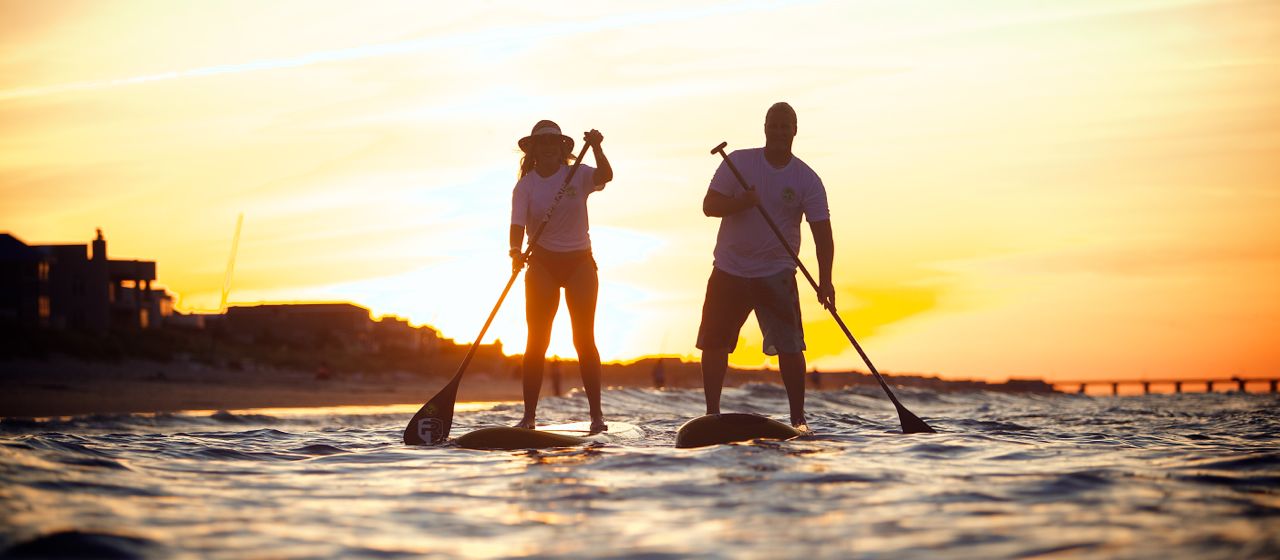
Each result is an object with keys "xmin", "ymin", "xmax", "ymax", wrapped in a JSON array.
[{"xmin": 696, "ymin": 267, "xmax": 805, "ymax": 356}]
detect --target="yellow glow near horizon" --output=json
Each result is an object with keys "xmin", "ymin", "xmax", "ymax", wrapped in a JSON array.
[{"xmin": 2, "ymin": 1, "xmax": 1278, "ymax": 382}]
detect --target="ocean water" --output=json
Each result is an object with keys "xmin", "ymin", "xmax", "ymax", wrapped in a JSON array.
[{"xmin": 1, "ymin": 386, "xmax": 1278, "ymax": 559}]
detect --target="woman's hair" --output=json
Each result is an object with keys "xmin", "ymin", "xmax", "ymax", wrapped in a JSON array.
[{"xmin": 519, "ymin": 144, "xmax": 576, "ymax": 179}]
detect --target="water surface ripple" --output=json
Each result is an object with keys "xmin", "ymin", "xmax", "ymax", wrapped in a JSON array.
[{"xmin": 2, "ymin": 387, "xmax": 1277, "ymax": 559}]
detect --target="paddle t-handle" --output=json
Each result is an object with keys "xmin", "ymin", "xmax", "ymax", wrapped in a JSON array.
[{"xmin": 709, "ymin": 141, "xmax": 935, "ymax": 434}]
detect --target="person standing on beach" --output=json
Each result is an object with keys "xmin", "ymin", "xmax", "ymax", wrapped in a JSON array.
[
  {"xmin": 697, "ymin": 102, "xmax": 833, "ymax": 429},
  {"xmin": 510, "ymin": 120, "xmax": 613, "ymax": 432}
]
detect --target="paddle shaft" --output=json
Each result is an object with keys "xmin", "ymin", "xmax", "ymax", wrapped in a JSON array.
[
  {"xmin": 710, "ymin": 143, "xmax": 933, "ymax": 432},
  {"xmin": 439, "ymin": 143, "xmax": 593, "ymax": 396}
]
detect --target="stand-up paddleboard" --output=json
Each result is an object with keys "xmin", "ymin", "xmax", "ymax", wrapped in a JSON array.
[
  {"xmin": 454, "ymin": 421, "xmax": 643, "ymax": 450},
  {"xmin": 675, "ymin": 413, "xmax": 803, "ymax": 448}
]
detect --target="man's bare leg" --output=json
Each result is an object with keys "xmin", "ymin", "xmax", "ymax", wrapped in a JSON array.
[
  {"xmin": 702, "ymin": 349, "xmax": 729, "ymax": 415},
  {"xmin": 779, "ymin": 351, "xmax": 807, "ymax": 428}
]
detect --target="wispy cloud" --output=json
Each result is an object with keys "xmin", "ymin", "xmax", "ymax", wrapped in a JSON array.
[{"xmin": 0, "ymin": 1, "xmax": 790, "ymax": 103}]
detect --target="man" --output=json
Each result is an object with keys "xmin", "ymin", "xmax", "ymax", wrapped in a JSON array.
[{"xmin": 698, "ymin": 102, "xmax": 834, "ymax": 429}]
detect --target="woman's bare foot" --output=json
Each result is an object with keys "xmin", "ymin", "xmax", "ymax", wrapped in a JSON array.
[
  {"xmin": 589, "ymin": 417, "xmax": 608, "ymax": 434},
  {"xmin": 515, "ymin": 417, "xmax": 536, "ymax": 429}
]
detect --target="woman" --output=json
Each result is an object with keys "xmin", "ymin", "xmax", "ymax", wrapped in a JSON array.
[{"xmin": 510, "ymin": 120, "xmax": 613, "ymax": 432}]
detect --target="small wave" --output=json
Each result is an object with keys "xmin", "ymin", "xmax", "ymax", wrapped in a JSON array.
[
  {"xmin": 0, "ymin": 418, "xmax": 48, "ymax": 432},
  {"xmin": 783, "ymin": 472, "xmax": 883, "ymax": 485},
  {"xmin": 55, "ymin": 455, "xmax": 131, "ymax": 471},
  {"xmin": 2, "ymin": 530, "xmax": 163, "ymax": 559},
  {"xmin": 949, "ymin": 419, "xmax": 1035, "ymax": 432},
  {"xmin": 208, "ymin": 410, "xmax": 281, "ymax": 424},
  {"xmin": 29, "ymin": 479, "xmax": 166, "ymax": 498},
  {"xmin": 1175, "ymin": 472, "xmax": 1280, "ymax": 491},
  {"xmin": 1008, "ymin": 470, "xmax": 1116, "ymax": 501},
  {"xmin": 1014, "ymin": 542, "xmax": 1103, "ymax": 558},
  {"xmin": 1176, "ymin": 451, "xmax": 1280, "ymax": 471},
  {"xmin": 740, "ymin": 382, "xmax": 788, "ymax": 397},
  {"xmin": 2, "ymin": 411, "xmax": 248, "ymax": 434},
  {"xmin": 17, "ymin": 436, "xmax": 112, "ymax": 458},
  {"xmin": 190, "ymin": 446, "xmax": 307, "ymax": 462},
  {"xmin": 985, "ymin": 450, "xmax": 1051, "ymax": 461},
  {"xmin": 931, "ymin": 491, "xmax": 1010, "ymax": 504},
  {"xmin": 903, "ymin": 442, "xmax": 978, "ymax": 457},
  {"xmin": 289, "ymin": 444, "xmax": 349, "ymax": 456},
  {"xmin": 334, "ymin": 545, "xmax": 422, "ymax": 559}
]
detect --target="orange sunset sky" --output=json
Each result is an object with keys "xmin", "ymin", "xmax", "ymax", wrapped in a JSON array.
[{"xmin": 2, "ymin": 1, "xmax": 1278, "ymax": 383}]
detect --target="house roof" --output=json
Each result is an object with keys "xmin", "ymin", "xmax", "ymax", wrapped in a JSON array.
[{"xmin": 0, "ymin": 233, "xmax": 40, "ymax": 261}]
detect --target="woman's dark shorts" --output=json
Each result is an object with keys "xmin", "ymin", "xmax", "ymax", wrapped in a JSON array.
[{"xmin": 526, "ymin": 248, "xmax": 596, "ymax": 288}]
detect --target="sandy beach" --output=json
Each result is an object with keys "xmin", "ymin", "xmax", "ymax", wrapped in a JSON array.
[
  {"xmin": 1, "ymin": 354, "xmax": 1061, "ymax": 418},
  {"xmin": 0, "ymin": 357, "xmax": 534, "ymax": 417}
]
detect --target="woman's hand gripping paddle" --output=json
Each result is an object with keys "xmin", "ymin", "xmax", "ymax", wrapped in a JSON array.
[
  {"xmin": 710, "ymin": 141, "xmax": 935, "ymax": 434},
  {"xmin": 403, "ymin": 141, "xmax": 593, "ymax": 445}
]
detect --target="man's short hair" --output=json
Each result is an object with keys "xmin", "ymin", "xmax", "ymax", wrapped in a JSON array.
[{"xmin": 767, "ymin": 102, "xmax": 797, "ymax": 126}]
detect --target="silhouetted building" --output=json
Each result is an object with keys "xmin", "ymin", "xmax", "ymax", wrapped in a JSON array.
[
  {"xmin": 0, "ymin": 234, "xmax": 47, "ymax": 327},
  {"xmin": 165, "ymin": 312, "xmax": 212, "ymax": 330},
  {"xmin": 0, "ymin": 230, "xmax": 167, "ymax": 331},
  {"xmin": 226, "ymin": 303, "xmax": 374, "ymax": 349},
  {"xmin": 418, "ymin": 325, "xmax": 443, "ymax": 354},
  {"xmin": 374, "ymin": 315, "xmax": 419, "ymax": 352}
]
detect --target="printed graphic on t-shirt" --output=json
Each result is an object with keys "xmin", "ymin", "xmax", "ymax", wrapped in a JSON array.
[
  {"xmin": 706, "ymin": 149, "xmax": 830, "ymax": 278},
  {"xmin": 510, "ymin": 164, "xmax": 598, "ymax": 252}
]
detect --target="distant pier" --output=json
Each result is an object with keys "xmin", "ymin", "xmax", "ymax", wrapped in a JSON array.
[{"xmin": 1055, "ymin": 377, "xmax": 1279, "ymax": 396}]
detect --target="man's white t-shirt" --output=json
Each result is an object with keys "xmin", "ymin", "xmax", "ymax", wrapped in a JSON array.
[
  {"xmin": 511, "ymin": 164, "xmax": 601, "ymax": 252},
  {"xmin": 708, "ymin": 148, "xmax": 829, "ymax": 278}
]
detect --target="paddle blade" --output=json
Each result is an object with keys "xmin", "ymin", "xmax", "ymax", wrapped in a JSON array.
[
  {"xmin": 898, "ymin": 406, "xmax": 936, "ymax": 434},
  {"xmin": 402, "ymin": 377, "xmax": 460, "ymax": 445}
]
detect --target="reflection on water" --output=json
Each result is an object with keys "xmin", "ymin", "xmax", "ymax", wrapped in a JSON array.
[{"xmin": 2, "ymin": 386, "xmax": 1278, "ymax": 558}]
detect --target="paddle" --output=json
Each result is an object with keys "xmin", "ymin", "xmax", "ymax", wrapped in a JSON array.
[
  {"xmin": 710, "ymin": 141, "xmax": 936, "ymax": 434},
  {"xmin": 403, "ymin": 141, "xmax": 593, "ymax": 445}
]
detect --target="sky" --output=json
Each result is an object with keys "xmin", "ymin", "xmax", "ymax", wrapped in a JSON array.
[{"xmin": 2, "ymin": 0, "xmax": 1278, "ymax": 383}]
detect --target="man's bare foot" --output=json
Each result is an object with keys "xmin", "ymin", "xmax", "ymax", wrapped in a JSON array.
[
  {"xmin": 791, "ymin": 416, "xmax": 809, "ymax": 432},
  {"xmin": 589, "ymin": 417, "xmax": 608, "ymax": 434},
  {"xmin": 515, "ymin": 417, "xmax": 536, "ymax": 429}
]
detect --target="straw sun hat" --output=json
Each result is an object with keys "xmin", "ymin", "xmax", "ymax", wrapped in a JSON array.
[{"xmin": 518, "ymin": 119, "xmax": 574, "ymax": 152}]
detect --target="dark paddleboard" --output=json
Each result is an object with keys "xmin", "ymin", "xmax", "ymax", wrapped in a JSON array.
[
  {"xmin": 454, "ymin": 421, "xmax": 642, "ymax": 450},
  {"xmin": 675, "ymin": 413, "xmax": 803, "ymax": 448}
]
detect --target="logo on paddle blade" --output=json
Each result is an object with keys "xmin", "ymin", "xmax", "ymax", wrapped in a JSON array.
[{"xmin": 418, "ymin": 418, "xmax": 445, "ymax": 444}]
